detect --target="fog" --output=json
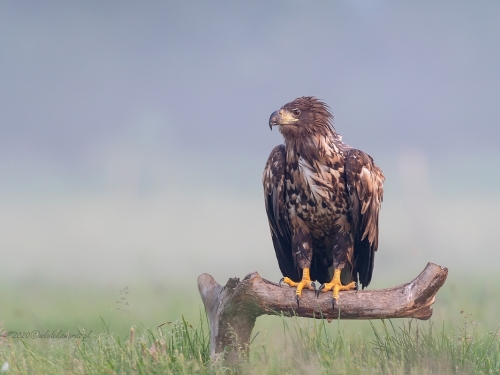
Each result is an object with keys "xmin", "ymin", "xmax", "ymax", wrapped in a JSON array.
[{"xmin": 1, "ymin": 0, "xmax": 499, "ymax": 285}]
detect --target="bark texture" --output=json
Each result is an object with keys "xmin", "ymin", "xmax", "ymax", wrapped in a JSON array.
[{"xmin": 197, "ymin": 262, "xmax": 448, "ymax": 362}]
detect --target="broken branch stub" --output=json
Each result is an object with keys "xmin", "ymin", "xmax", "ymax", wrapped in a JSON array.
[{"xmin": 197, "ymin": 262, "xmax": 448, "ymax": 361}]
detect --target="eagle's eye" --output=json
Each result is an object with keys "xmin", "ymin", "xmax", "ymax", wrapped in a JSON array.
[{"xmin": 292, "ymin": 108, "xmax": 301, "ymax": 116}]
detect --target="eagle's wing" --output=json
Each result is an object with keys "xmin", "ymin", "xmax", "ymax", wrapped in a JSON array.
[
  {"xmin": 345, "ymin": 149, "xmax": 384, "ymax": 288},
  {"xmin": 263, "ymin": 145, "xmax": 298, "ymax": 281}
]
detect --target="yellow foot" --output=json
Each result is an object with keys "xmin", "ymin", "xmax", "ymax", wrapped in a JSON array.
[
  {"xmin": 318, "ymin": 269, "xmax": 356, "ymax": 303},
  {"xmin": 279, "ymin": 268, "xmax": 315, "ymax": 306}
]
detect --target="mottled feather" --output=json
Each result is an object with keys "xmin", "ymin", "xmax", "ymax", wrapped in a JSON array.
[{"xmin": 264, "ymin": 97, "xmax": 384, "ymax": 288}]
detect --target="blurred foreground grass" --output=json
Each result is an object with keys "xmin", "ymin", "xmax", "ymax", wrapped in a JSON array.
[
  {"xmin": 1, "ymin": 270, "xmax": 499, "ymax": 374},
  {"xmin": 0, "ymin": 278, "xmax": 199, "ymax": 338}
]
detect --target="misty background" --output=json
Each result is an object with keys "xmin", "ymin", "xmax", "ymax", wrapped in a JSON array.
[{"xmin": 1, "ymin": 1, "xmax": 499, "ymax": 287}]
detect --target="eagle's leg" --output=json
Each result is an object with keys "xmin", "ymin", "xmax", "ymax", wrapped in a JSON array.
[
  {"xmin": 317, "ymin": 233, "xmax": 356, "ymax": 307},
  {"xmin": 318, "ymin": 268, "xmax": 356, "ymax": 303},
  {"xmin": 281, "ymin": 229, "xmax": 315, "ymax": 306}
]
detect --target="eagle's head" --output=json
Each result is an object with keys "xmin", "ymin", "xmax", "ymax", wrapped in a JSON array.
[{"xmin": 269, "ymin": 96, "xmax": 334, "ymax": 138}]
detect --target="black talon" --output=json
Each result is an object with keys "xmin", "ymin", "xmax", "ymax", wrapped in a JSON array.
[
  {"xmin": 312, "ymin": 282, "xmax": 317, "ymax": 293},
  {"xmin": 279, "ymin": 278, "xmax": 285, "ymax": 287},
  {"xmin": 332, "ymin": 298, "xmax": 336, "ymax": 311},
  {"xmin": 316, "ymin": 284, "xmax": 325, "ymax": 298},
  {"xmin": 296, "ymin": 295, "xmax": 300, "ymax": 307}
]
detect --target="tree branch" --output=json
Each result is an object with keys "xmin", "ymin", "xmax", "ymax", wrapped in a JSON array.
[{"xmin": 198, "ymin": 262, "xmax": 448, "ymax": 362}]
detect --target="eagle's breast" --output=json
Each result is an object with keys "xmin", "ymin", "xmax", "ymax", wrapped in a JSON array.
[{"xmin": 285, "ymin": 140, "xmax": 350, "ymax": 237}]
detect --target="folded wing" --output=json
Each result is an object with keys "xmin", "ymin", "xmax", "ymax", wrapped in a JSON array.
[
  {"xmin": 263, "ymin": 145, "xmax": 299, "ymax": 281},
  {"xmin": 345, "ymin": 149, "xmax": 385, "ymax": 288}
]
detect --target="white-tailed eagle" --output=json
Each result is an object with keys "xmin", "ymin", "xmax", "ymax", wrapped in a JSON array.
[{"xmin": 263, "ymin": 97, "xmax": 384, "ymax": 308}]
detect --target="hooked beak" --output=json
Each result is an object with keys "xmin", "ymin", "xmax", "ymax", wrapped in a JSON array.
[
  {"xmin": 268, "ymin": 109, "xmax": 298, "ymax": 130},
  {"xmin": 269, "ymin": 110, "xmax": 280, "ymax": 130}
]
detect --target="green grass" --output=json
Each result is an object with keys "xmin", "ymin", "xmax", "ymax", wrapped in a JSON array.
[
  {"xmin": 0, "ymin": 315, "xmax": 211, "ymax": 374},
  {"xmin": 1, "ymin": 311, "xmax": 499, "ymax": 374},
  {"xmin": 1, "ymin": 273, "xmax": 499, "ymax": 374}
]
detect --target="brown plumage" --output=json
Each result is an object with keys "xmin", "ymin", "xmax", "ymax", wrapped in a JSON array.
[{"xmin": 263, "ymin": 97, "xmax": 384, "ymax": 292}]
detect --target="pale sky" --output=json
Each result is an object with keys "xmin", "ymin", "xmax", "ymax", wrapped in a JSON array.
[{"xmin": 1, "ymin": 1, "xmax": 499, "ymax": 284}]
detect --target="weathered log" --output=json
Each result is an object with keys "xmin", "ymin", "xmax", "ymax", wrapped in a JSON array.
[{"xmin": 197, "ymin": 262, "xmax": 448, "ymax": 362}]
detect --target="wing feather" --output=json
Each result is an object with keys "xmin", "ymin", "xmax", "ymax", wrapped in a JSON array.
[
  {"xmin": 346, "ymin": 149, "xmax": 384, "ymax": 288},
  {"xmin": 263, "ymin": 145, "xmax": 298, "ymax": 280}
]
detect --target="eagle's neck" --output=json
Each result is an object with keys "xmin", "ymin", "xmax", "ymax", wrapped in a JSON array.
[{"xmin": 284, "ymin": 132, "xmax": 343, "ymax": 165}]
